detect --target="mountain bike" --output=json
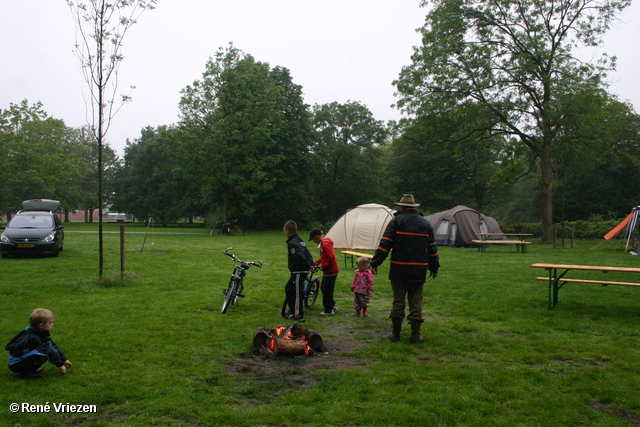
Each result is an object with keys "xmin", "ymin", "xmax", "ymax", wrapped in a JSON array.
[
  {"xmin": 211, "ymin": 219, "xmax": 244, "ymax": 236},
  {"xmin": 280, "ymin": 266, "xmax": 322, "ymax": 317},
  {"xmin": 221, "ymin": 248, "xmax": 262, "ymax": 314}
]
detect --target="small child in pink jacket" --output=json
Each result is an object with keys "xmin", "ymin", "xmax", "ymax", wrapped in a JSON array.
[{"xmin": 350, "ymin": 257, "xmax": 374, "ymax": 317}]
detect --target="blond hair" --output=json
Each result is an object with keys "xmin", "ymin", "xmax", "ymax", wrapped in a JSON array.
[
  {"xmin": 356, "ymin": 257, "xmax": 371, "ymax": 270},
  {"xmin": 29, "ymin": 308, "xmax": 54, "ymax": 328}
]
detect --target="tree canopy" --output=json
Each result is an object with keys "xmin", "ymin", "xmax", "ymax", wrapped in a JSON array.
[{"xmin": 394, "ymin": 0, "xmax": 631, "ymax": 242}]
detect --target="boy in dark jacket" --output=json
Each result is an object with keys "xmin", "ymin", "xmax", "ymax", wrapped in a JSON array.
[
  {"xmin": 283, "ymin": 220, "xmax": 314, "ymax": 322},
  {"xmin": 5, "ymin": 308, "xmax": 72, "ymax": 377}
]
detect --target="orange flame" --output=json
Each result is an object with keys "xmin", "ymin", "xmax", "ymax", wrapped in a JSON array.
[{"xmin": 266, "ymin": 325, "xmax": 314, "ymax": 355}]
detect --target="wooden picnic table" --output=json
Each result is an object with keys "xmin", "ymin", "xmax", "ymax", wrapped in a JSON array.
[
  {"xmin": 472, "ymin": 239, "xmax": 532, "ymax": 253},
  {"xmin": 531, "ymin": 263, "xmax": 640, "ymax": 309},
  {"xmin": 340, "ymin": 250, "xmax": 374, "ymax": 269},
  {"xmin": 477, "ymin": 233, "xmax": 532, "ymax": 241}
]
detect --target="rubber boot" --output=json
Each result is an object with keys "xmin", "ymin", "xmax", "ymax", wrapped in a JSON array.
[
  {"xmin": 389, "ymin": 318, "xmax": 402, "ymax": 342},
  {"xmin": 409, "ymin": 320, "xmax": 425, "ymax": 344}
]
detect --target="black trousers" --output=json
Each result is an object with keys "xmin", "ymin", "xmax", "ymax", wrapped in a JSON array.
[
  {"xmin": 285, "ymin": 271, "xmax": 308, "ymax": 318},
  {"xmin": 321, "ymin": 274, "xmax": 338, "ymax": 313},
  {"xmin": 9, "ymin": 355, "xmax": 48, "ymax": 376}
]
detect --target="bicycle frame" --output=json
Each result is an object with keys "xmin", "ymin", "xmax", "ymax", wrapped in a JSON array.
[
  {"xmin": 221, "ymin": 248, "xmax": 262, "ymax": 314},
  {"xmin": 305, "ymin": 272, "xmax": 321, "ymax": 295}
]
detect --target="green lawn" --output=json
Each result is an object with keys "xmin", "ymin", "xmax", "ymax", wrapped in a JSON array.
[{"xmin": 2, "ymin": 223, "xmax": 640, "ymax": 426}]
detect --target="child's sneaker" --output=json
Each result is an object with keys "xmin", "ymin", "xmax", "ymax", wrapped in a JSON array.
[
  {"xmin": 352, "ymin": 311, "xmax": 360, "ymax": 317},
  {"xmin": 319, "ymin": 311, "xmax": 335, "ymax": 316}
]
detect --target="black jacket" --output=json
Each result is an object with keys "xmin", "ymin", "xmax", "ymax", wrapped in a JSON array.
[
  {"xmin": 286, "ymin": 233, "xmax": 314, "ymax": 273},
  {"xmin": 5, "ymin": 326, "xmax": 67, "ymax": 367},
  {"xmin": 371, "ymin": 208, "xmax": 440, "ymax": 283}
]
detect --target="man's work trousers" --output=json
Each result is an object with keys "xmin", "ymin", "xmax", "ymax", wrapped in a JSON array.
[{"xmin": 389, "ymin": 280, "xmax": 425, "ymax": 321}]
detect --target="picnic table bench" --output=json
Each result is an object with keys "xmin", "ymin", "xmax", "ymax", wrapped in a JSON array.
[
  {"xmin": 472, "ymin": 239, "xmax": 532, "ymax": 253},
  {"xmin": 531, "ymin": 263, "xmax": 640, "ymax": 309},
  {"xmin": 340, "ymin": 250, "xmax": 373, "ymax": 269},
  {"xmin": 478, "ymin": 233, "xmax": 532, "ymax": 241}
]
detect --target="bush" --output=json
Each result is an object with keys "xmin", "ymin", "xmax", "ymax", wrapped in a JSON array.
[{"xmin": 501, "ymin": 219, "xmax": 624, "ymax": 239}]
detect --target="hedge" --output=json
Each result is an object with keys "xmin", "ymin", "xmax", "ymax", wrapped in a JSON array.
[{"xmin": 501, "ymin": 220, "xmax": 624, "ymax": 239}]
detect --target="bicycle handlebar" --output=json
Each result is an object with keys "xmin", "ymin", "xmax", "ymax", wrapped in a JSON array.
[{"xmin": 224, "ymin": 248, "xmax": 262, "ymax": 268}]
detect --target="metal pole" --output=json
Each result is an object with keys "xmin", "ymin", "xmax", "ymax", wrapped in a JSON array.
[
  {"xmin": 120, "ymin": 225, "xmax": 125, "ymax": 279},
  {"xmin": 140, "ymin": 217, "xmax": 153, "ymax": 253}
]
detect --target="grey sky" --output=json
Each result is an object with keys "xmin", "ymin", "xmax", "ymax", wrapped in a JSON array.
[{"xmin": 1, "ymin": 1, "xmax": 638, "ymax": 155}]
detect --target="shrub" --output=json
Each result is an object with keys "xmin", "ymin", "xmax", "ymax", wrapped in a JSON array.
[{"xmin": 501, "ymin": 220, "xmax": 624, "ymax": 239}]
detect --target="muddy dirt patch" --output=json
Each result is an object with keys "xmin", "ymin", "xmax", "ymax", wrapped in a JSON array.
[{"xmin": 226, "ymin": 316, "xmax": 388, "ymax": 390}]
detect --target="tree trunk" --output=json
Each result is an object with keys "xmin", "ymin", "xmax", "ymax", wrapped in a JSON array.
[
  {"xmin": 222, "ymin": 191, "xmax": 229, "ymax": 222},
  {"xmin": 540, "ymin": 143, "xmax": 554, "ymax": 244}
]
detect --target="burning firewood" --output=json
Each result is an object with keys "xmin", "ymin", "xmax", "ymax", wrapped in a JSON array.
[{"xmin": 253, "ymin": 324, "xmax": 323, "ymax": 356}]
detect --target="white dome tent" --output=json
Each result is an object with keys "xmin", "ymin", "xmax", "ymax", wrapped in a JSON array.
[{"xmin": 325, "ymin": 203, "xmax": 396, "ymax": 250}]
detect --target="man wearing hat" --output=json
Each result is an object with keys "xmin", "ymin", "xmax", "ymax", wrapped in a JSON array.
[
  {"xmin": 370, "ymin": 194, "xmax": 440, "ymax": 343},
  {"xmin": 309, "ymin": 228, "xmax": 340, "ymax": 316}
]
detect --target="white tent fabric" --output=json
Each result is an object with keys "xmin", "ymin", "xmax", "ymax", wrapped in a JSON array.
[{"xmin": 326, "ymin": 203, "xmax": 396, "ymax": 250}]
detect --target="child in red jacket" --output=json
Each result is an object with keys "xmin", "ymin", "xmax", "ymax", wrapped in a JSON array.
[{"xmin": 309, "ymin": 228, "xmax": 340, "ymax": 316}]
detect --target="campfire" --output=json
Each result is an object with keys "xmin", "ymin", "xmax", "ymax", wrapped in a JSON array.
[{"xmin": 253, "ymin": 324, "xmax": 323, "ymax": 356}]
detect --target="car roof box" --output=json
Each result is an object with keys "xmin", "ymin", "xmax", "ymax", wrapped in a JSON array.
[{"xmin": 21, "ymin": 199, "xmax": 61, "ymax": 212}]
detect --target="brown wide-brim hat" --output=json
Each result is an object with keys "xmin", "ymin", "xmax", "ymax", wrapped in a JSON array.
[{"xmin": 395, "ymin": 194, "xmax": 420, "ymax": 207}]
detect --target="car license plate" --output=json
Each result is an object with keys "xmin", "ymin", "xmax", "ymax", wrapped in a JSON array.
[{"xmin": 18, "ymin": 243, "xmax": 35, "ymax": 248}]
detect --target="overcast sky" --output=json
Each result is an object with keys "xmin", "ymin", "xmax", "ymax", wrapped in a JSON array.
[{"xmin": 1, "ymin": 1, "xmax": 639, "ymax": 155}]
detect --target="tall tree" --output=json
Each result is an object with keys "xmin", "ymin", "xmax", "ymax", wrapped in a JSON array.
[
  {"xmin": 555, "ymin": 93, "xmax": 640, "ymax": 220},
  {"xmin": 179, "ymin": 45, "xmax": 313, "ymax": 226},
  {"xmin": 311, "ymin": 101, "xmax": 388, "ymax": 220},
  {"xmin": 388, "ymin": 104, "xmax": 511, "ymax": 212},
  {"xmin": 69, "ymin": 126, "xmax": 120, "ymax": 222},
  {"xmin": 67, "ymin": 0, "xmax": 155, "ymax": 279},
  {"xmin": 395, "ymin": 0, "xmax": 630, "ymax": 242},
  {"xmin": 0, "ymin": 100, "xmax": 79, "ymax": 214},
  {"xmin": 250, "ymin": 66, "xmax": 315, "ymax": 227},
  {"xmin": 111, "ymin": 126, "xmax": 201, "ymax": 223}
]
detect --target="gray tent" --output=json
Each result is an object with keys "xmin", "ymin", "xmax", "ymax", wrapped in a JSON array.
[{"xmin": 425, "ymin": 205, "xmax": 506, "ymax": 247}]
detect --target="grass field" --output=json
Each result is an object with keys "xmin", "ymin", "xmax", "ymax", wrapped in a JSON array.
[{"xmin": 2, "ymin": 223, "xmax": 640, "ymax": 426}]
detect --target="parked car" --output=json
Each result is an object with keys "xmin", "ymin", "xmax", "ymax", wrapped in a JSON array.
[{"xmin": 1, "ymin": 199, "xmax": 64, "ymax": 258}]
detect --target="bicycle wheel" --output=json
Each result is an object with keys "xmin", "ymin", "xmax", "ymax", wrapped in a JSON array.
[
  {"xmin": 235, "ymin": 226, "xmax": 244, "ymax": 236},
  {"xmin": 281, "ymin": 298, "xmax": 290, "ymax": 318},
  {"xmin": 305, "ymin": 277, "xmax": 321, "ymax": 308},
  {"xmin": 221, "ymin": 279, "xmax": 238, "ymax": 314}
]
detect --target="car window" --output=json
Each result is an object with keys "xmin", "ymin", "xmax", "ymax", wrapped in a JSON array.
[{"xmin": 8, "ymin": 214, "xmax": 53, "ymax": 229}]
